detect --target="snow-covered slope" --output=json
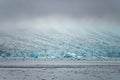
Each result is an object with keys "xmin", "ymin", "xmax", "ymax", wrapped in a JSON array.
[{"xmin": 0, "ymin": 27, "xmax": 120, "ymax": 60}]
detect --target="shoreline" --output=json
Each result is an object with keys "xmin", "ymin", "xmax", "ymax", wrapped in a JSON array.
[{"xmin": 0, "ymin": 60, "xmax": 120, "ymax": 68}]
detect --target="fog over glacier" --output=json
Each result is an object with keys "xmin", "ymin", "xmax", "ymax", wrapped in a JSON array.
[{"xmin": 0, "ymin": 0, "xmax": 120, "ymax": 60}]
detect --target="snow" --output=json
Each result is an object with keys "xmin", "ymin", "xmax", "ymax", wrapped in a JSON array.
[
  {"xmin": 1, "ymin": 67, "xmax": 120, "ymax": 80},
  {"xmin": 0, "ymin": 27, "xmax": 120, "ymax": 60},
  {"xmin": 0, "ymin": 60, "xmax": 120, "ymax": 80},
  {"xmin": 0, "ymin": 60, "xmax": 120, "ymax": 68}
]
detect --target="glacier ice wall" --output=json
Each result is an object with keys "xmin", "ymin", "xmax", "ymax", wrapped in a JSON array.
[{"xmin": 0, "ymin": 27, "xmax": 120, "ymax": 60}]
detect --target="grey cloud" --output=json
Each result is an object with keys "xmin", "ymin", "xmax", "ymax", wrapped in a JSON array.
[{"xmin": 0, "ymin": 0, "xmax": 120, "ymax": 22}]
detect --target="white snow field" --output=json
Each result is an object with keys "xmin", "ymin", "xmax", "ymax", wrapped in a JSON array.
[
  {"xmin": 0, "ymin": 1, "xmax": 120, "ymax": 80},
  {"xmin": 0, "ymin": 26, "xmax": 120, "ymax": 60},
  {"xmin": 0, "ymin": 21, "xmax": 120, "ymax": 80},
  {"xmin": 0, "ymin": 60, "xmax": 120, "ymax": 80}
]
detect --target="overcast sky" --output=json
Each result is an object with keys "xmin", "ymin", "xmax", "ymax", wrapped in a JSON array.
[{"xmin": 0, "ymin": 0, "xmax": 120, "ymax": 31}]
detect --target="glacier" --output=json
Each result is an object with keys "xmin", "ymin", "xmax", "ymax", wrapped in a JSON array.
[{"xmin": 0, "ymin": 27, "xmax": 120, "ymax": 60}]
